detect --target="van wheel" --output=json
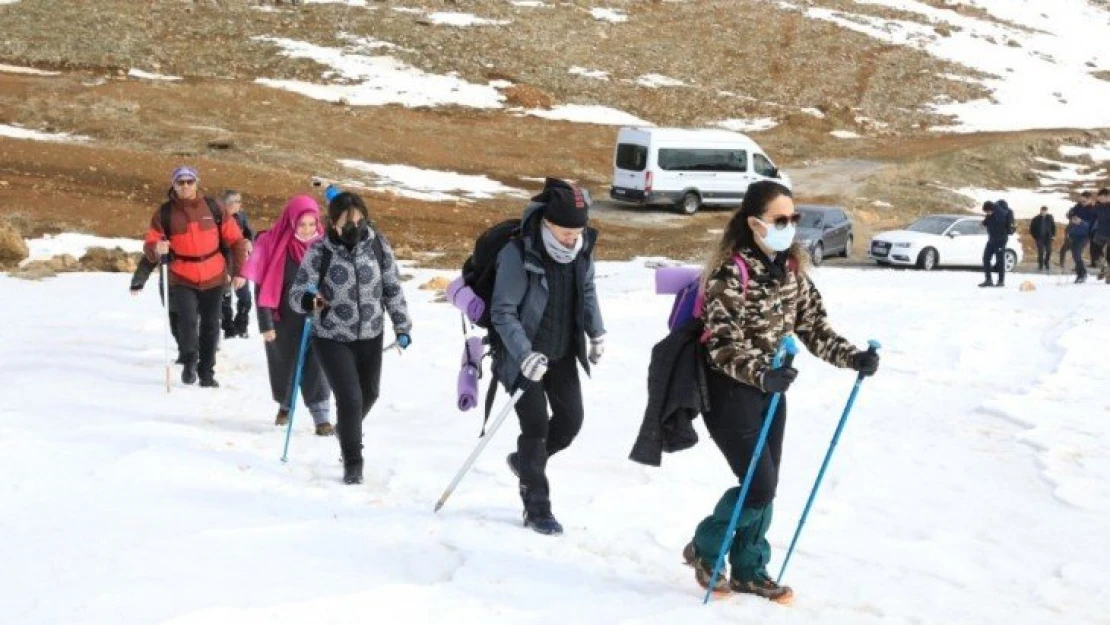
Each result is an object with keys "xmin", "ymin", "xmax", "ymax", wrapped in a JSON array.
[{"xmin": 679, "ymin": 192, "xmax": 701, "ymax": 215}]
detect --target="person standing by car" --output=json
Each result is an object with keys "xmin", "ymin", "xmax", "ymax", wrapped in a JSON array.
[
  {"xmin": 1060, "ymin": 191, "xmax": 1093, "ymax": 269},
  {"xmin": 1092, "ymin": 188, "xmax": 1110, "ymax": 279},
  {"xmin": 980, "ymin": 200, "xmax": 1013, "ymax": 288},
  {"xmin": 1030, "ymin": 206, "xmax": 1056, "ymax": 272},
  {"xmin": 1066, "ymin": 213, "xmax": 1091, "ymax": 284}
]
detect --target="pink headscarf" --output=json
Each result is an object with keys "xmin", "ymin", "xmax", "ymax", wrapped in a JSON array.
[{"xmin": 243, "ymin": 195, "xmax": 323, "ymax": 316}]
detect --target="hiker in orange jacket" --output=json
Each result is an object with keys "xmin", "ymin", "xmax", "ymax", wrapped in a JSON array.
[{"xmin": 143, "ymin": 166, "xmax": 249, "ymax": 387}]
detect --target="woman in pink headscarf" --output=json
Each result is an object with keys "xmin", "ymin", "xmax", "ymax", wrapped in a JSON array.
[{"xmin": 243, "ymin": 195, "xmax": 334, "ymax": 435}]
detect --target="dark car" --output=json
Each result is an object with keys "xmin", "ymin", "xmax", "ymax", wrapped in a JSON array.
[{"xmin": 793, "ymin": 205, "xmax": 853, "ymax": 266}]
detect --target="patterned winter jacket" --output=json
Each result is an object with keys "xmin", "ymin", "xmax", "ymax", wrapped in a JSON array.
[
  {"xmin": 703, "ymin": 246, "xmax": 859, "ymax": 390},
  {"xmin": 288, "ymin": 228, "xmax": 411, "ymax": 342}
]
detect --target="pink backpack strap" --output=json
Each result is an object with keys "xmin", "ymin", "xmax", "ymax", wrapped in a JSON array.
[{"xmin": 732, "ymin": 254, "xmax": 750, "ymax": 290}]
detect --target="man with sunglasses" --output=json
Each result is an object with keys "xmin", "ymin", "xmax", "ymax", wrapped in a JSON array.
[{"xmin": 143, "ymin": 166, "xmax": 249, "ymax": 387}]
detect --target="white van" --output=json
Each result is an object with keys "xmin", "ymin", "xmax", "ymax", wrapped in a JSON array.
[{"xmin": 609, "ymin": 127, "xmax": 791, "ymax": 215}]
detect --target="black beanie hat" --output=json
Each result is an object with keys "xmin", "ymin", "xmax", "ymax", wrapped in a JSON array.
[{"xmin": 535, "ymin": 178, "xmax": 589, "ymax": 228}]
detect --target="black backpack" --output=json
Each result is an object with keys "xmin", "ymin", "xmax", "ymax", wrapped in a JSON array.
[{"xmin": 460, "ymin": 219, "xmax": 524, "ymax": 329}]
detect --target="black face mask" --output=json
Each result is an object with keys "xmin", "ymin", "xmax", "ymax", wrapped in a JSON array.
[{"xmin": 340, "ymin": 222, "xmax": 363, "ymax": 249}]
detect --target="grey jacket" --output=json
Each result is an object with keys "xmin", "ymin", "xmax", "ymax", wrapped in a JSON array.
[
  {"xmin": 288, "ymin": 228, "xmax": 411, "ymax": 342},
  {"xmin": 490, "ymin": 203, "xmax": 605, "ymax": 388}
]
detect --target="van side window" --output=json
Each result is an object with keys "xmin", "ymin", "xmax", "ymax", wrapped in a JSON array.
[
  {"xmin": 753, "ymin": 153, "xmax": 777, "ymax": 177},
  {"xmin": 658, "ymin": 149, "xmax": 747, "ymax": 172},
  {"xmin": 616, "ymin": 144, "xmax": 647, "ymax": 172}
]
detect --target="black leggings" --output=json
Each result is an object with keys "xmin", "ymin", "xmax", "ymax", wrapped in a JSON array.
[
  {"xmin": 702, "ymin": 368, "xmax": 787, "ymax": 509},
  {"xmin": 313, "ymin": 334, "xmax": 383, "ymax": 465}
]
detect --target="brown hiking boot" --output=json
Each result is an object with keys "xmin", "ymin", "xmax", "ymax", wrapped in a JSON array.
[
  {"xmin": 682, "ymin": 542, "xmax": 730, "ymax": 594},
  {"xmin": 274, "ymin": 408, "xmax": 289, "ymax": 426},
  {"xmin": 729, "ymin": 577, "xmax": 794, "ymax": 605},
  {"xmin": 315, "ymin": 423, "xmax": 335, "ymax": 436}
]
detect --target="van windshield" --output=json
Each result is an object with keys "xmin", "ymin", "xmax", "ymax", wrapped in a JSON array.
[
  {"xmin": 616, "ymin": 144, "xmax": 647, "ymax": 172},
  {"xmin": 658, "ymin": 148, "xmax": 748, "ymax": 172}
]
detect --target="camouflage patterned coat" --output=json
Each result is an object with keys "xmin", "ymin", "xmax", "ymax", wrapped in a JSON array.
[{"xmin": 703, "ymin": 247, "xmax": 858, "ymax": 390}]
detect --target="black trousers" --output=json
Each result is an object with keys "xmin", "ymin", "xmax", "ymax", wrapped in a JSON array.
[
  {"xmin": 512, "ymin": 356, "xmax": 584, "ymax": 513},
  {"xmin": 1092, "ymin": 235, "xmax": 1106, "ymax": 268},
  {"xmin": 982, "ymin": 240, "xmax": 1006, "ymax": 283},
  {"xmin": 703, "ymin": 369, "xmax": 787, "ymax": 509},
  {"xmin": 1035, "ymin": 239, "xmax": 1053, "ymax": 269},
  {"xmin": 171, "ymin": 284, "xmax": 225, "ymax": 378},
  {"xmin": 1059, "ymin": 236, "xmax": 1072, "ymax": 268},
  {"xmin": 313, "ymin": 334, "xmax": 383, "ymax": 465},
  {"xmin": 222, "ymin": 284, "xmax": 253, "ymax": 333},
  {"xmin": 1072, "ymin": 238, "xmax": 1088, "ymax": 278},
  {"xmin": 264, "ymin": 313, "xmax": 330, "ymax": 412}
]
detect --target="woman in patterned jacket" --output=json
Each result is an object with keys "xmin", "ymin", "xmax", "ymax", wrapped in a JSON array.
[
  {"xmin": 681, "ymin": 181, "xmax": 880, "ymax": 604},
  {"xmin": 289, "ymin": 191, "xmax": 412, "ymax": 485}
]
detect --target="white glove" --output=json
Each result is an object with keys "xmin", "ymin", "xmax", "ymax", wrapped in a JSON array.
[
  {"xmin": 520, "ymin": 352, "xmax": 549, "ymax": 382},
  {"xmin": 588, "ymin": 335, "xmax": 605, "ymax": 365}
]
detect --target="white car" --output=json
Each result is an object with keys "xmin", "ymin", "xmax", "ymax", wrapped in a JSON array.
[{"xmin": 869, "ymin": 214, "xmax": 1023, "ymax": 271}]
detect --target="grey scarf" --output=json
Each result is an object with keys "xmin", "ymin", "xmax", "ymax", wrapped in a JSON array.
[{"xmin": 541, "ymin": 224, "xmax": 584, "ymax": 264}]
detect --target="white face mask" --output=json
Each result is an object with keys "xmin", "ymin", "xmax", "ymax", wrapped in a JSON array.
[
  {"xmin": 755, "ymin": 219, "xmax": 796, "ymax": 252},
  {"xmin": 294, "ymin": 232, "xmax": 320, "ymax": 243}
]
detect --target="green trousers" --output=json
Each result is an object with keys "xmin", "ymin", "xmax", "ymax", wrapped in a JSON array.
[{"xmin": 692, "ymin": 486, "xmax": 773, "ymax": 582}]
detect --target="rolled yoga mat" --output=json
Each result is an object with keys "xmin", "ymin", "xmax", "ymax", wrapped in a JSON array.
[
  {"xmin": 655, "ymin": 266, "xmax": 701, "ymax": 294},
  {"xmin": 446, "ymin": 276, "xmax": 486, "ymax": 324},
  {"xmin": 456, "ymin": 336, "xmax": 486, "ymax": 412}
]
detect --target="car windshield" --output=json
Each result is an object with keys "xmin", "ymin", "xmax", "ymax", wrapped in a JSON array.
[
  {"xmin": 906, "ymin": 216, "xmax": 957, "ymax": 235},
  {"xmin": 796, "ymin": 209, "xmax": 824, "ymax": 229}
]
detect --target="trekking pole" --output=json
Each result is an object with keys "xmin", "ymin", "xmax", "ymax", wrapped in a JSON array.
[
  {"xmin": 776, "ymin": 340, "xmax": 881, "ymax": 585},
  {"xmin": 280, "ymin": 316, "xmax": 314, "ymax": 463},
  {"xmin": 159, "ymin": 247, "xmax": 172, "ymax": 394},
  {"xmin": 704, "ymin": 335, "xmax": 798, "ymax": 605},
  {"xmin": 434, "ymin": 386, "xmax": 525, "ymax": 513}
]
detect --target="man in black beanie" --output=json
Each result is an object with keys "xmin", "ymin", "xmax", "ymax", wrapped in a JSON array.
[{"xmin": 490, "ymin": 178, "xmax": 607, "ymax": 536}]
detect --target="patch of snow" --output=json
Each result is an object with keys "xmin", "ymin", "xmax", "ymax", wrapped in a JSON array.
[
  {"xmin": 22, "ymin": 234, "xmax": 143, "ymax": 264},
  {"xmin": 798, "ymin": 1, "xmax": 1110, "ymax": 132},
  {"xmin": 0, "ymin": 64, "xmax": 59, "ymax": 76},
  {"xmin": 0, "ymin": 124, "xmax": 90, "ymax": 143},
  {"xmin": 127, "ymin": 69, "xmax": 182, "ymax": 82},
  {"xmin": 1059, "ymin": 143, "xmax": 1110, "ymax": 162},
  {"xmin": 1032, "ymin": 158, "xmax": 1104, "ymax": 186},
  {"xmin": 254, "ymin": 37, "xmax": 504, "ymax": 109},
  {"xmin": 522, "ymin": 104, "xmax": 652, "ymax": 126},
  {"xmin": 801, "ymin": 107, "xmax": 827, "ymax": 118},
  {"xmin": 873, "ymin": 200, "xmax": 893, "ymax": 208},
  {"xmin": 338, "ymin": 160, "xmax": 527, "ymax": 202},
  {"xmin": 391, "ymin": 6, "xmax": 423, "ymax": 14},
  {"xmin": 634, "ymin": 73, "xmax": 685, "ymax": 88},
  {"xmin": 510, "ymin": 0, "xmax": 547, "ymax": 6},
  {"xmin": 0, "ymin": 0, "xmax": 20, "ymax": 4},
  {"xmin": 589, "ymin": 7, "xmax": 628, "ymax": 23},
  {"xmin": 715, "ymin": 118, "xmax": 778, "ymax": 132},
  {"xmin": 830, "ymin": 130, "xmax": 862, "ymax": 139},
  {"xmin": 425, "ymin": 12, "xmax": 510, "ymax": 27},
  {"xmin": 950, "ymin": 186, "xmax": 1073, "ymax": 219},
  {"xmin": 488, "ymin": 79, "xmax": 514, "ymax": 89},
  {"xmin": 569, "ymin": 67, "xmax": 609, "ymax": 81}
]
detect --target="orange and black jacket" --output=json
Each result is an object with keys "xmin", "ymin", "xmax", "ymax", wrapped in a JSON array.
[{"xmin": 143, "ymin": 193, "xmax": 248, "ymax": 290}]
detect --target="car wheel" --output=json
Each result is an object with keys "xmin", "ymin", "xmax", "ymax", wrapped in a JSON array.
[
  {"xmin": 679, "ymin": 192, "xmax": 700, "ymax": 215},
  {"xmin": 917, "ymin": 247, "xmax": 938, "ymax": 270},
  {"xmin": 843, "ymin": 235, "xmax": 853, "ymax": 258},
  {"xmin": 1005, "ymin": 250, "xmax": 1017, "ymax": 272},
  {"xmin": 811, "ymin": 242, "xmax": 824, "ymax": 266}
]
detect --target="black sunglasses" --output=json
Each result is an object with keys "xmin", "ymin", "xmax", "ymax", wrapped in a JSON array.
[
  {"xmin": 174, "ymin": 179, "xmax": 197, "ymax": 187},
  {"xmin": 760, "ymin": 213, "xmax": 803, "ymax": 230}
]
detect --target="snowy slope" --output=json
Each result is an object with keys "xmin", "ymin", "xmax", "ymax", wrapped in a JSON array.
[{"xmin": 1, "ymin": 265, "xmax": 1107, "ymax": 625}]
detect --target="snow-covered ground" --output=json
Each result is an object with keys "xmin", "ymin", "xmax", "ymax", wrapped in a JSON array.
[
  {"xmin": 0, "ymin": 63, "xmax": 59, "ymax": 76},
  {"xmin": 128, "ymin": 69, "xmax": 183, "ymax": 82},
  {"xmin": 522, "ymin": 104, "xmax": 652, "ymax": 126},
  {"xmin": 2, "ymin": 260, "xmax": 1107, "ymax": 625},
  {"xmin": 716, "ymin": 118, "xmax": 779, "ymax": 133},
  {"xmin": 0, "ymin": 123, "xmax": 90, "ymax": 143},
  {"xmin": 337, "ymin": 160, "xmax": 528, "ymax": 202},
  {"xmin": 22, "ymin": 233, "xmax": 145, "ymax": 263}
]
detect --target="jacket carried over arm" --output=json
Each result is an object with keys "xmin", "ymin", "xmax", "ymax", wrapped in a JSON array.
[{"xmin": 703, "ymin": 247, "xmax": 858, "ymax": 391}]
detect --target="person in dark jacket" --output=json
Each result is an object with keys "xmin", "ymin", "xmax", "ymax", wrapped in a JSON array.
[
  {"xmin": 979, "ymin": 200, "xmax": 1012, "ymax": 287},
  {"xmin": 1058, "ymin": 192, "xmax": 1091, "ymax": 269},
  {"xmin": 288, "ymin": 191, "xmax": 411, "ymax": 485},
  {"xmin": 1067, "ymin": 214, "xmax": 1091, "ymax": 283},
  {"xmin": 1030, "ymin": 206, "xmax": 1056, "ymax": 272},
  {"xmin": 143, "ymin": 166, "xmax": 249, "ymax": 388},
  {"xmin": 130, "ymin": 255, "xmax": 183, "ymax": 363},
  {"xmin": 680, "ymin": 181, "xmax": 879, "ymax": 604},
  {"xmin": 1093, "ymin": 188, "xmax": 1110, "ymax": 277},
  {"xmin": 221, "ymin": 190, "xmax": 255, "ymax": 339},
  {"xmin": 491, "ymin": 178, "xmax": 606, "ymax": 536},
  {"xmin": 242, "ymin": 195, "xmax": 334, "ymax": 436}
]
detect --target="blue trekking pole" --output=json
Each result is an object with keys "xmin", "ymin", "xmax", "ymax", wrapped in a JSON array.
[
  {"xmin": 280, "ymin": 315, "xmax": 314, "ymax": 463},
  {"xmin": 704, "ymin": 335, "xmax": 799, "ymax": 604},
  {"xmin": 775, "ymin": 339, "xmax": 881, "ymax": 584}
]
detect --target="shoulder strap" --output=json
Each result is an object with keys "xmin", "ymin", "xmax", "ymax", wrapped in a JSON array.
[
  {"xmin": 733, "ymin": 255, "xmax": 750, "ymax": 290},
  {"xmin": 159, "ymin": 202, "xmax": 173, "ymax": 240},
  {"xmin": 371, "ymin": 230, "xmax": 385, "ymax": 270},
  {"xmin": 316, "ymin": 246, "xmax": 333, "ymax": 295},
  {"xmin": 204, "ymin": 197, "xmax": 223, "ymax": 227}
]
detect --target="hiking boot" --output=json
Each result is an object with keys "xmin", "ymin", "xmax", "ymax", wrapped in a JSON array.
[
  {"xmin": 729, "ymin": 577, "xmax": 794, "ymax": 605},
  {"xmin": 181, "ymin": 363, "xmax": 198, "ymax": 385},
  {"xmin": 199, "ymin": 376, "xmax": 219, "ymax": 388},
  {"xmin": 175, "ymin": 354, "xmax": 185, "ymax": 365},
  {"xmin": 274, "ymin": 408, "xmax": 289, "ymax": 426},
  {"xmin": 523, "ymin": 509, "xmax": 563, "ymax": 536},
  {"xmin": 315, "ymin": 422, "xmax": 335, "ymax": 436},
  {"xmin": 977, "ymin": 280, "xmax": 994, "ymax": 288},
  {"xmin": 1076, "ymin": 275, "xmax": 1087, "ymax": 284},
  {"xmin": 343, "ymin": 461, "xmax": 363, "ymax": 485},
  {"xmin": 682, "ymin": 542, "xmax": 730, "ymax": 594},
  {"xmin": 223, "ymin": 327, "xmax": 237, "ymax": 340},
  {"xmin": 506, "ymin": 452, "xmax": 521, "ymax": 478}
]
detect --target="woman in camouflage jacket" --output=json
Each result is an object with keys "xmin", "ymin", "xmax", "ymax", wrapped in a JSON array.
[{"xmin": 681, "ymin": 181, "xmax": 880, "ymax": 604}]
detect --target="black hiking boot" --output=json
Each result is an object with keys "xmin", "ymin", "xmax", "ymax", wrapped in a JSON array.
[
  {"xmin": 523, "ymin": 508, "xmax": 563, "ymax": 536},
  {"xmin": 181, "ymin": 363, "xmax": 198, "ymax": 385},
  {"xmin": 199, "ymin": 375, "xmax": 219, "ymax": 388},
  {"xmin": 978, "ymin": 280, "xmax": 994, "ymax": 288},
  {"xmin": 506, "ymin": 452, "xmax": 521, "ymax": 478},
  {"xmin": 729, "ymin": 577, "xmax": 794, "ymax": 605},
  {"xmin": 682, "ymin": 542, "xmax": 730, "ymax": 594},
  {"xmin": 343, "ymin": 461, "xmax": 363, "ymax": 485}
]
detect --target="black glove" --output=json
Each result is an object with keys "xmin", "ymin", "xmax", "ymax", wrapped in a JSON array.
[
  {"xmin": 851, "ymin": 350, "xmax": 880, "ymax": 377},
  {"xmin": 762, "ymin": 367, "xmax": 798, "ymax": 393}
]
